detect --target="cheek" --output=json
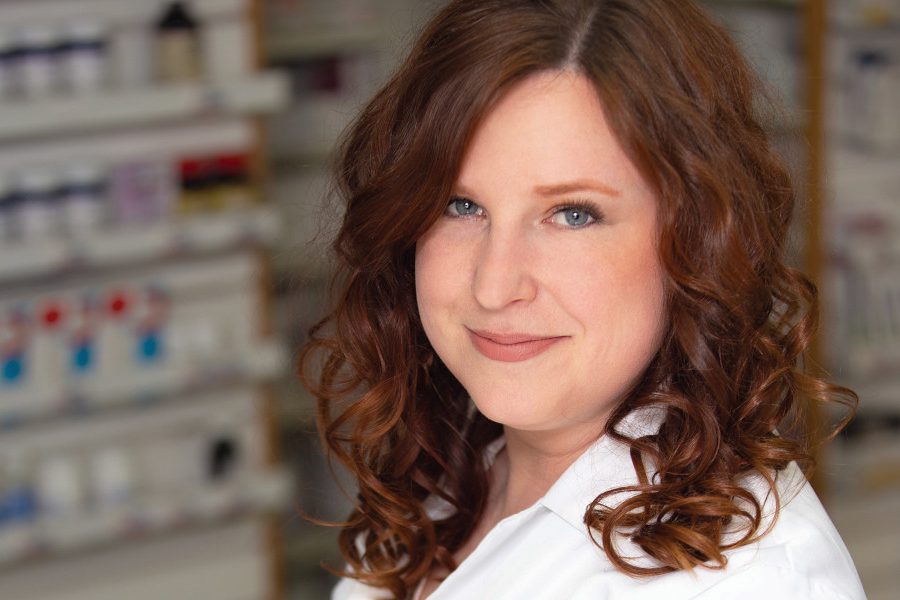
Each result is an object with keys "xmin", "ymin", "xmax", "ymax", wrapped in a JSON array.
[
  {"xmin": 414, "ymin": 227, "xmax": 461, "ymax": 332},
  {"xmin": 554, "ymin": 236, "xmax": 666, "ymax": 342}
]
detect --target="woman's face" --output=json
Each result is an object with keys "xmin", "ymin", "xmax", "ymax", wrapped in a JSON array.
[{"xmin": 415, "ymin": 70, "xmax": 667, "ymax": 438}]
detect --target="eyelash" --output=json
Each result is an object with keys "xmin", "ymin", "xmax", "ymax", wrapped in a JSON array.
[{"xmin": 444, "ymin": 196, "xmax": 604, "ymax": 228}]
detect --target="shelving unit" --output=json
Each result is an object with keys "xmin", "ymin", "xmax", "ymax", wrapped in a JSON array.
[
  {"xmin": 0, "ymin": 205, "xmax": 279, "ymax": 283},
  {"xmin": 0, "ymin": 1, "xmax": 290, "ymax": 599},
  {"xmin": 0, "ymin": 73, "xmax": 287, "ymax": 142},
  {"xmin": 692, "ymin": 2, "xmax": 900, "ymax": 599},
  {"xmin": 258, "ymin": 1, "xmax": 445, "ymax": 596}
]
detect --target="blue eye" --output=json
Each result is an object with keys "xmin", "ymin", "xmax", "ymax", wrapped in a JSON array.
[
  {"xmin": 549, "ymin": 203, "xmax": 601, "ymax": 228},
  {"xmin": 446, "ymin": 197, "xmax": 482, "ymax": 217}
]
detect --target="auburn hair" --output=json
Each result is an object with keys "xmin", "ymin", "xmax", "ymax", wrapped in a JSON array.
[{"xmin": 298, "ymin": 0, "xmax": 857, "ymax": 597}]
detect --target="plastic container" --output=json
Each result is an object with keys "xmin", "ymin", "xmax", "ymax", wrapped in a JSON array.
[
  {"xmin": 60, "ymin": 162, "xmax": 108, "ymax": 236},
  {"xmin": 89, "ymin": 445, "xmax": 136, "ymax": 510},
  {"xmin": 15, "ymin": 24, "xmax": 62, "ymax": 98},
  {"xmin": 60, "ymin": 20, "xmax": 109, "ymax": 94},
  {"xmin": 156, "ymin": 2, "xmax": 202, "ymax": 83},
  {"xmin": 15, "ymin": 167, "xmax": 62, "ymax": 241},
  {"xmin": 35, "ymin": 453, "xmax": 86, "ymax": 519}
]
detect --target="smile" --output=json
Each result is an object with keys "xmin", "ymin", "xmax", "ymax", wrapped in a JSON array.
[{"xmin": 467, "ymin": 329, "xmax": 567, "ymax": 362}]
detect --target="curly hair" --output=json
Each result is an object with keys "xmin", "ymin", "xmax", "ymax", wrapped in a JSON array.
[{"xmin": 298, "ymin": 0, "xmax": 857, "ymax": 597}]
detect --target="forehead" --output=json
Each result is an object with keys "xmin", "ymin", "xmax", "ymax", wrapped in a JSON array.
[{"xmin": 456, "ymin": 70, "xmax": 649, "ymax": 198}]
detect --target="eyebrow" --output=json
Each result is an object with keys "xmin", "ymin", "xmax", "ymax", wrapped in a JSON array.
[
  {"xmin": 534, "ymin": 179, "xmax": 621, "ymax": 198},
  {"xmin": 453, "ymin": 178, "xmax": 621, "ymax": 199}
]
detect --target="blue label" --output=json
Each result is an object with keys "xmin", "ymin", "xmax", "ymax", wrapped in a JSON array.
[
  {"xmin": 136, "ymin": 331, "xmax": 164, "ymax": 364},
  {"xmin": 72, "ymin": 341, "xmax": 94, "ymax": 373},
  {"xmin": 0, "ymin": 488, "xmax": 37, "ymax": 522},
  {"xmin": 2, "ymin": 354, "xmax": 25, "ymax": 384}
]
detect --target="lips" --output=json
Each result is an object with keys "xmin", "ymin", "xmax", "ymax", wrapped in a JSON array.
[{"xmin": 467, "ymin": 328, "xmax": 566, "ymax": 362}]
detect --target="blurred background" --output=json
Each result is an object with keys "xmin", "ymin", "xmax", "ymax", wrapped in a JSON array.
[{"xmin": 0, "ymin": 0, "xmax": 895, "ymax": 598}]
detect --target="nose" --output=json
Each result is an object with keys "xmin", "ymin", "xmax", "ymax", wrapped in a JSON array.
[{"xmin": 472, "ymin": 228, "xmax": 538, "ymax": 310}]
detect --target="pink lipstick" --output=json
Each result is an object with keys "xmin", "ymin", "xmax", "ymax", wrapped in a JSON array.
[{"xmin": 467, "ymin": 329, "xmax": 565, "ymax": 362}]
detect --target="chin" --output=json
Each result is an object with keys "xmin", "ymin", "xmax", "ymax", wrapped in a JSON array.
[{"xmin": 468, "ymin": 392, "xmax": 558, "ymax": 431}]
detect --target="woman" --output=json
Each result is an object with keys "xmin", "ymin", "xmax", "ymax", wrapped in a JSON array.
[{"xmin": 299, "ymin": 1, "xmax": 864, "ymax": 598}]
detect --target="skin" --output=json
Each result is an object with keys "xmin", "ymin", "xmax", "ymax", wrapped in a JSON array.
[{"xmin": 414, "ymin": 69, "xmax": 667, "ymax": 597}]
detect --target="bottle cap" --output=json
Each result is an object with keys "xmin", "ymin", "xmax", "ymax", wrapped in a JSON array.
[{"xmin": 157, "ymin": 2, "xmax": 198, "ymax": 31}]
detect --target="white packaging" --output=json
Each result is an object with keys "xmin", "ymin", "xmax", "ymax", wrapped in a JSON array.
[
  {"xmin": 36, "ymin": 453, "xmax": 86, "ymax": 518},
  {"xmin": 96, "ymin": 288, "xmax": 134, "ymax": 379},
  {"xmin": 15, "ymin": 24, "xmax": 62, "ymax": 98},
  {"xmin": 61, "ymin": 162, "xmax": 108, "ymax": 236},
  {"xmin": 15, "ymin": 167, "xmax": 62, "ymax": 241},
  {"xmin": 131, "ymin": 284, "xmax": 171, "ymax": 367},
  {"xmin": 0, "ymin": 305, "xmax": 29, "ymax": 391},
  {"xmin": 89, "ymin": 445, "xmax": 136, "ymax": 509},
  {"xmin": 68, "ymin": 292, "xmax": 101, "ymax": 379},
  {"xmin": 60, "ymin": 20, "xmax": 109, "ymax": 94},
  {"xmin": 29, "ymin": 297, "xmax": 70, "ymax": 409}
]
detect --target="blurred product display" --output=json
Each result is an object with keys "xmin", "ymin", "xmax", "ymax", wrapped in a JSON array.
[
  {"xmin": 705, "ymin": 2, "xmax": 900, "ymax": 599},
  {"xmin": 0, "ymin": 1, "xmax": 289, "ymax": 599},
  {"xmin": 0, "ymin": 0, "xmax": 897, "ymax": 599},
  {"xmin": 155, "ymin": 2, "xmax": 202, "ymax": 83}
]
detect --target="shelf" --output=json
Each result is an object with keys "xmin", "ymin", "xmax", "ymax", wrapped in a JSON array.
[
  {"xmin": 0, "ymin": 0, "xmax": 245, "ymax": 26},
  {"xmin": 830, "ymin": 22, "xmax": 900, "ymax": 35},
  {"xmin": 0, "ymin": 206, "xmax": 280, "ymax": 285},
  {"xmin": 838, "ymin": 374, "xmax": 900, "ymax": 415},
  {"xmin": 266, "ymin": 25, "xmax": 385, "ymax": 61},
  {"xmin": 0, "ymin": 72, "xmax": 289, "ymax": 143},
  {"xmin": 0, "ymin": 466, "xmax": 293, "ymax": 569},
  {"xmin": 0, "ymin": 339, "xmax": 287, "ymax": 430}
]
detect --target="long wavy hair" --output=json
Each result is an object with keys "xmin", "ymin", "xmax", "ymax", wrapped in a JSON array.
[{"xmin": 298, "ymin": 0, "xmax": 857, "ymax": 597}]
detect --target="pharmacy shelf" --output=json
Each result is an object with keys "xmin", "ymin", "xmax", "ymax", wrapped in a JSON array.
[
  {"xmin": 0, "ymin": 466, "xmax": 292, "ymax": 569},
  {"xmin": 0, "ymin": 0, "xmax": 245, "ymax": 26},
  {"xmin": 266, "ymin": 25, "xmax": 385, "ymax": 61},
  {"xmin": 0, "ymin": 339, "xmax": 286, "ymax": 429},
  {"xmin": 839, "ymin": 374, "xmax": 900, "ymax": 415},
  {"xmin": 0, "ymin": 72, "xmax": 289, "ymax": 143},
  {"xmin": 0, "ymin": 206, "xmax": 280, "ymax": 284}
]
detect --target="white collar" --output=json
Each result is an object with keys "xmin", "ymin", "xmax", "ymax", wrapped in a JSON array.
[
  {"xmin": 537, "ymin": 405, "xmax": 666, "ymax": 534},
  {"xmin": 425, "ymin": 405, "xmax": 667, "ymax": 541}
]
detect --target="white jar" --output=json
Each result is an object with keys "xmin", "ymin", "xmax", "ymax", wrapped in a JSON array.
[
  {"xmin": 60, "ymin": 20, "xmax": 109, "ymax": 94},
  {"xmin": 15, "ymin": 24, "xmax": 62, "ymax": 99},
  {"xmin": 89, "ymin": 446, "xmax": 136, "ymax": 509},
  {"xmin": 61, "ymin": 162, "xmax": 108, "ymax": 236},
  {"xmin": 15, "ymin": 167, "xmax": 62, "ymax": 241},
  {"xmin": 36, "ymin": 454, "xmax": 86, "ymax": 518}
]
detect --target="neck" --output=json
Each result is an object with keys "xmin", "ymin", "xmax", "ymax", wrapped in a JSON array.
[{"xmin": 491, "ymin": 425, "xmax": 602, "ymax": 519}]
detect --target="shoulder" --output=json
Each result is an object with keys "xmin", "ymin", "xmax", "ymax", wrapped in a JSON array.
[{"xmin": 571, "ymin": 463, "xmax": 866, "ymax": 600}]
